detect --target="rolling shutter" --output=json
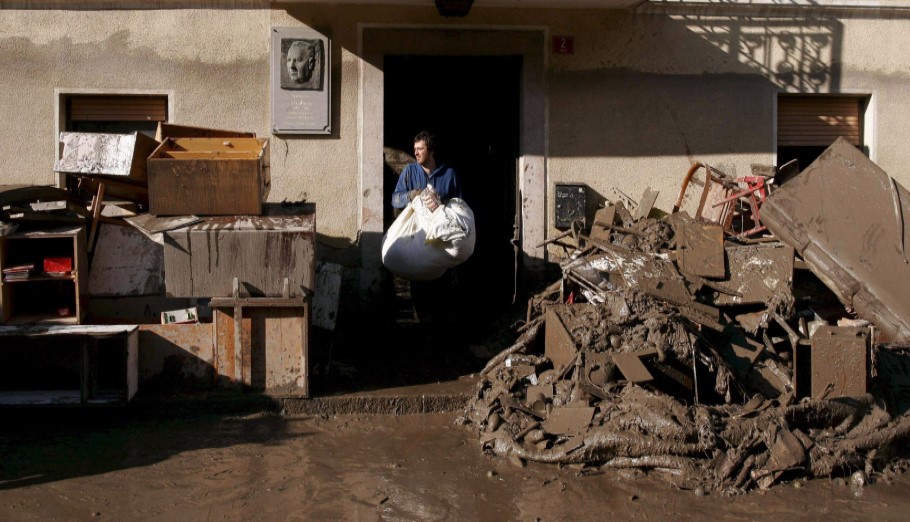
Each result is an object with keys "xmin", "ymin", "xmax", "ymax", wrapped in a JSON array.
[
  {"xmin": 68, "ymin": 95, "xmax": 168, "ymax": 122},
  {"xmin": 777, "ymin": 95, "xmax": 863, "ymax": 147}
]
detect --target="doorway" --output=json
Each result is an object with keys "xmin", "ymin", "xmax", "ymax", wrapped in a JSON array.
[{"xmin": 383, "ymin": 55, "xmax": 522, "ymax": 340}]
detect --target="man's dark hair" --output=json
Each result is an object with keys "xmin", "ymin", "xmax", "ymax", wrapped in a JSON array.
[{"xmin": 414, "ymin": 130, "xmax": 436, "ymax": 153}]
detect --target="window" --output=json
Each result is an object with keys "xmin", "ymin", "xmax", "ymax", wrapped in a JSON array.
[
  {"xmin": 64, "ymin": 94, "xmax": 168, "ymax": 137},
  {"xmin": 777, "ymin": 94, "xmax": 868, "ymax": 170}
]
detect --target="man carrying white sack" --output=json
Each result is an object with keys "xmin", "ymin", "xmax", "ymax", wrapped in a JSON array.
[{"xmin": 387, "ymin": 130, "xmax": 470, "ymax": 349}]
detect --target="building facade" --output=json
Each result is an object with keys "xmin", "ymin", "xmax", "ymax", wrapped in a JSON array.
[{"xmin": 1, "ymin": 0, "xmax": 908, "ymax": 321}]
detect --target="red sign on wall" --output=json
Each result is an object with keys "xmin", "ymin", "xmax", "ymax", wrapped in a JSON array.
[{"xmin": 552, "ymin": 35, "xmax": 575, "ymax": 55}]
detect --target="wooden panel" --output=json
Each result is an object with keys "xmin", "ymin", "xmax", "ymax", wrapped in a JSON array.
[
  {"xmin": 778, "ymin": 96, "xmax": 863, "ymax": 147},
  {"xmin": 164, "ymin": 226, "xmax": 315, "ymax": 299},
  {"xmin": 214, "ymin": 307, "xmax": 237, "ymax": 387},
  {"xmin": 148, "ymin": 158, "xmax": 264, "ymax": 216},
  {"xmin": 214, "ymin": 307, "xmax": 251, "ymax": 388},
  {"xmin": 215, "ymin": 306, "xmax": 308, "ymax": 396},
  {"xmin": 56, "ymin": 132, "xmax": 159, "ymax": 184},
  {"xmin": 251, "ymin": 308, "xmax": 307, "ymax": 394},
  {"xmin": 69, "ymin": 95, "xmax": 167, "ymax": 122},
  {"xmin": 155, "ymin": 122, "xmax": 255, "ymax": 141}
]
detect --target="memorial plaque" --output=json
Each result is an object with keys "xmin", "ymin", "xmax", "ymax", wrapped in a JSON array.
[{"xmin": 270, "ymin": 27, "xmax": 331, "ymax": 134}]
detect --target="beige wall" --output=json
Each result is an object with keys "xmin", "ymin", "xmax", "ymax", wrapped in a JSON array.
[{"xmin": 2, "ymin": 4, "xmax": 909, "ymax": 269}]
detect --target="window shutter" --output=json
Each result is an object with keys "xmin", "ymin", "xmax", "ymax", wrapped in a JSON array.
[
  {"xmin": 68, "ymin": 95, "xmax": 167, "ymax": 122},
  {"xmin": 777, "ymin": 96, "xmax": 863, "ymax": 147}
]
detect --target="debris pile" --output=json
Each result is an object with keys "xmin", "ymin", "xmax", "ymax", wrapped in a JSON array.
[{"xmin": 460, "ymin": 139, "xmax": 910, "ymax": 493}]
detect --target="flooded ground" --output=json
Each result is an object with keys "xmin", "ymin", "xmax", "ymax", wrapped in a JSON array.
[{"xmin": 2, "ymin": 409, "xmax": 909, "ymax": 521}]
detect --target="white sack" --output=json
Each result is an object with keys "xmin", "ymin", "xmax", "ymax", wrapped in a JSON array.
[{"xmin": 381, "ymin": 196, "xmax": 476, "ymax": 281}]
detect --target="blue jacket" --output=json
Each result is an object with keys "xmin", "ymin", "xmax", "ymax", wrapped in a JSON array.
[{"xmin": 391, "ymin": 163, "xmax": 463, "ymax": 209}]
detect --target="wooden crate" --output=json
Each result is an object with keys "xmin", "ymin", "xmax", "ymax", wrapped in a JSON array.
[{"xmin": 147, "ymin": 137, "xmax": 270, "ymax": 216}]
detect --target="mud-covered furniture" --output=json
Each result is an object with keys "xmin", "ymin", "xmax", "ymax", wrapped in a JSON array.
[{"xmin": 0, "ymin": 325, "xmax": 138, "ymax": 406}]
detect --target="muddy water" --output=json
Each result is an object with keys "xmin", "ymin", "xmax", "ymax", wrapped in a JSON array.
[{"xmin": 1, "ymin": 411, "xmax": 908, "ymax": 521}]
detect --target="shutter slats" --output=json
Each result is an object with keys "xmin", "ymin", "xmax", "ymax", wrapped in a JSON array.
[
  {"xmin": 69, "ymin": 95, "xmax": 167, "ymax": 122},
  {"xmin": 778, "ymin": 96, "xmax": 863, "ymax": 147}
]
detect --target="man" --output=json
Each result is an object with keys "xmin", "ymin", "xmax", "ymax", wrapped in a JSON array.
[
  {"xmin": 284, "ymin": 40, "xmax": 320, "ymax": 89},
  {"xmin": 390, "ymin": 131, "xmax": 464, "ymax": 348},
  {"xmin": 391, "ymin": 131, "xmax": 462, "ymax": 215}
]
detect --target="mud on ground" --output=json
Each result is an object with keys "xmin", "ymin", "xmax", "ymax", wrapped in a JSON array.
[{"xmin": 2, "ymin": 410, "xmax": 910, "ymax": 521}]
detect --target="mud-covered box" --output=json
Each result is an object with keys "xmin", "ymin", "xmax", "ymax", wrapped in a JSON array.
[{"xmin": 147, "ymin": 137, "xmax": 270, "ymax": 216}]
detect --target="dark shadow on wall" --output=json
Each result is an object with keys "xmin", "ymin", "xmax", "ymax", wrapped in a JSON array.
[{"xmin": 549, "ymin": 13, "xmax": 843, "ymax": 158}]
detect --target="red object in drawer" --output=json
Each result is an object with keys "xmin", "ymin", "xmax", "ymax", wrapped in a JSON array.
[{"xmin": 44, "ymin": 257, "xmax": 73, "ymax": 273}]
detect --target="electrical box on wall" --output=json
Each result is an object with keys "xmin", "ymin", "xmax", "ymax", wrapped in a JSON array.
[{"xmin": 554, "ymin": 184, "xmax": 587, "ymax": 229}]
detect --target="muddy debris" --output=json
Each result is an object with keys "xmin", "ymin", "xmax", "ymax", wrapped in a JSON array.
[{"xmin": 460, "ymin": 143, "xmax": 910, "ymax": 494}]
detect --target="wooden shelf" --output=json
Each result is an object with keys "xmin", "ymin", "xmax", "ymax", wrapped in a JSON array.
[
  {"xmin": 2, "ymin": 314, "xmax": 80, "ymax": 325},
  {"xmin": 0, "ymin": 325, "xmax": 138, "ymax": 407},
  {"xmin": 2, "ymin": 274, "xmax": 75, "ymax": 284},
  {"xmin": 0, "ymin": 226, "xmax": 86, "ymax": 325}
]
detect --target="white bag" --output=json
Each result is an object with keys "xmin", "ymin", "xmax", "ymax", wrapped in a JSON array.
[{"xmin": 381, "ymin": 194, "xmax": 476, "ymax": 281}]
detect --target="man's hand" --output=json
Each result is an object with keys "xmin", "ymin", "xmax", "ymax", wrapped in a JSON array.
[{"xmin": 421, "ymin": 191, "xmax": 440, "ymax": 212}]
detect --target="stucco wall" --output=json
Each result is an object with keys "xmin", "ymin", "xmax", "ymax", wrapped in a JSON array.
[{"xmin": 1, "ymin": 4, "xmax": 909, "ymax": 267}]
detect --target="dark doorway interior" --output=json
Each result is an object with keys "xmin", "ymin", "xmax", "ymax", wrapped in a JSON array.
[{"xmin": 384, "ymin": 54, "xmax": 522, "ymax": 350}]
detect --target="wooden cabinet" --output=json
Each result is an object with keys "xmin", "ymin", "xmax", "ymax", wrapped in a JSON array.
[
  {"xmin": 0, "ymin": 325, "xmax": 138, "ymax": 406},
  {"xmin": 0, "ymin": 226, "xmax": 87, "ymax": 325}
]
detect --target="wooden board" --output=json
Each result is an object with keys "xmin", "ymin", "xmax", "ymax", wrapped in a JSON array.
[
  {"xmin": 148, "ymin": 158, "xmax": 267, "ymax": 216},
  {"xmin": 677, "ymin": 221, "xmax": 725, "ymax": 279},
  {"xmin": 156, "ymin": 122, "xmax": 255, "ymax": 142},
  {"xmin": 55, "ymin": 132, "xmax": 159, "ymax": 184},
  {"xmin": 213, "ymin": 305, "xmax": 309, "ymax": 396}
]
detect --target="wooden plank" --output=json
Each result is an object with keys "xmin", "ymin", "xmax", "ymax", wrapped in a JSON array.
[
  {"xmin": 155, "ymin": 122, "xmax": 255, "ymax": 142},
  {"xmin": 612, "ymin": 352, "xmax": 654, "ymax": 383},
  {"xmin": 633, "ymin": 187, "xmax": 659, "ymax": 221},
  {"xmin": 74, "ymin": 175, "xmax": 149, "ymax": 206},
  {"xmin": 588, "ymin": 206, "xmax": 616, "ymax": 243},
  {"xmin": 240, "ymin": 308, "xmax": 252, "ymax": 388},
  {"xmin": 87, "ymin": 182, "xmax": 105, "ymax": 253},
  {"xmin": 214, "ymin": 308, "xmax": 237, "ymax": 387},
  {"xmin": 123, "ymin": 213, "xmax": 202, "ymax": 235},
  {"xmin": 545, "ymin": 306, "xmax": 576, "ymax": 369},
  {"xmin": 30, "ymin": 200, "xmax": 92, "ymax": 218}
]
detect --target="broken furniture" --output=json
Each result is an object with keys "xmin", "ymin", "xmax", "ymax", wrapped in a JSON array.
[
  {"xmin": 147, "ymin": 137, "xmax": 270, "ymax": 216},
  {"xmin": 54, "ymin": 131, "xmax": 157, "ymax": 207},
  {"xmin": 673, "ymin": 162, "xmax": 736, "ymax": 230},
  {"xmin": 163, "ymin": 204, "xmax": 315, "ymax": 395},
  {"xmin": 763, "ymin": 137, "xmax": 910, "ymax": 343},
  {"xmin": 0, "ymin": 226, "xmax": 87, "ymax": 325},
  {"xmin": 0, "ymin": 325, "xmax": 138, "ymax": 406}
]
